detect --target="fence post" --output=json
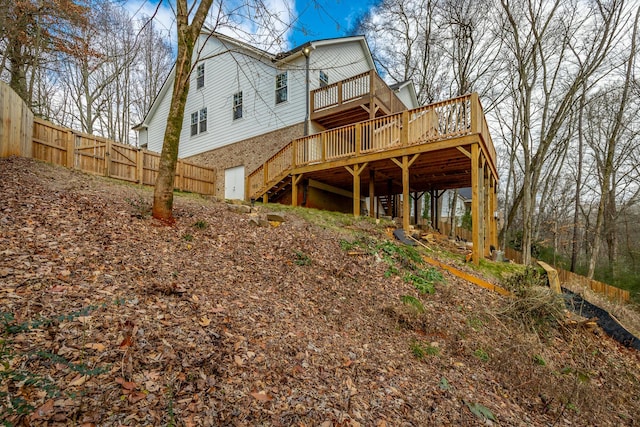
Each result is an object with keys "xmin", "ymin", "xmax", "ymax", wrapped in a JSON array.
[
  {"xmin": 355, "ymin": 123, "xmax": 361, "ymax": 155},
  {"xmin": 104, "ymin": 138, "xmax": 111, "ymax": 177},
  {"xmin": 137, "ymin": 149, "xmax": 144, "ymax": 185},
  {"xmin": 66, "ymin": 130, "xmax": 74, "ymax": 168}
]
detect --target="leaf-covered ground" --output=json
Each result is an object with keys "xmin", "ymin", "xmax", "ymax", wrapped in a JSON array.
[{"xmin": 1, "ymin": 157, "xmax": 639, "ymax": 426}]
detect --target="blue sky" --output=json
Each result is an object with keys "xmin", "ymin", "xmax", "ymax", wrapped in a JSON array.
[
  {"xmin": 125, "ymin": 0, "xmax": 378, "ymax": 51},
  {"xmin": 288, "ymin": 0, "xmax": 377, "ymax": 46}
]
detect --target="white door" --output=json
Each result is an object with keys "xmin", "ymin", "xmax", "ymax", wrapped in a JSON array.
[{"xmin": 224, "ymin": 165, "xmax": 245, "ymax": 200}]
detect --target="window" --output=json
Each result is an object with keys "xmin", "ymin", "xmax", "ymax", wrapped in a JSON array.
[
  {"xmin": 233, "ymin": 91, "xmax": 243, "ymax": 120},
  {"xmin": 191, "ymin": 108, "xmax": 207, "ymax": 136},
  {"xmin": 190, "ymin": 112, "xmax": 198, "ymax": 136},
  {"xmin": 319, "ymin": 70, "xmax": 329, "ymax": 88},
  {"xmin": 275, "ymin": 71, "xmax": 287, "ymax": 104},
  {"xmin": 199, "ymin": 108, "xmax": 207, "ymax": 133},
  {"xmin": 196, "ymin": 63, "xmax": 205, "ymax": 89}
]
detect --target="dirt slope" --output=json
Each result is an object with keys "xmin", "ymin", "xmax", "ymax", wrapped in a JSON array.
[{"xmin": 1, "ymin": 157, "xmax": 639, "ymax": 426}]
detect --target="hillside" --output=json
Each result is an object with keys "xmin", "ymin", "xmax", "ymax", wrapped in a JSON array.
[{"xmin": 1, "ymin": 157, "xmax": 639, "ymax": 426}]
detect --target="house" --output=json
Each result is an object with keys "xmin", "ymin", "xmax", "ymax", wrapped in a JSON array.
[
  {"xmin": 134, "ymin": 31, "xmax": 418, "ymax": 200},
  {"xmin": 136, "ymin": 31, "xmax": 499, "ymax": 264}
]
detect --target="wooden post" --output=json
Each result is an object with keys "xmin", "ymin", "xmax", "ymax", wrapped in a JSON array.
[
  {"xmin": 483, "ymin": 164, "xmax": 491, "ymax": 257},
  {"xmin": 488, "ymin": 175, "xmax": 497, "ymax": 252},
  {"xmin": 263, "ymin": 162, "xmax": 269, "ymax": 189},
  {"xmin": 471, "ymin": 143, "xmax": 481, "ymax": 265},
  {"xmin": 292, "ymin": 138, "xmax": 298, "ymax": 167},
  {"xmin": 321, "ymin": 132, "xmax": 326, "ymax": 162},
  {"xmin": 491, "ymin": 176, "xmax": 498, "ymax": 249},
  {"xmin": 104, "ymin": 138, "xmax": 112, "ymax": 177},
  {"xmin": 391, "ymin": 154, "xmax": 419, "ymax": 231},
  {"xmin": 470, "ymin": 92, "xmax": 480, "ymax": 134},
  {"xmin": 292, "ymin": 174, "xmax": 301, "ymax": 207},
  {"xmin": 401, "ymin": 110, "xmax": 409, "ymax": 146},
  {"xmin": 137, "ymin": 149, "xmax": 144, "ymax": 184},
  {"xmin": 355, "ymin": 122, "xmax": 361, "ymax": 155},
  {"xmin": 66, "ymin": 130, "xmax": 74, "ymax": 169},
  {"xmin": 346, "ymin": 163, "xmax": 368, "ymax": 217},
  {"xmin": 369, "ymin": 169, "xmax": 375, "ymax": 218}
]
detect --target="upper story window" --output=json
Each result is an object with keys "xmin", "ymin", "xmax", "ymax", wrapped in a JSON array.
[
  {"xmin": 233, "ymin": 91, "xmax": 243, "ymax": 120},
  {"xmin": 319, "ymin": 70, "xmax": 329, "ymax": 88},
  {"xmin": 191, "ymin": 107, "xmax": 207, "ymax": 136},
  {"xmin": 196, "ymin": 64, "xmax": 205, "ymax": 89},
  {"xmin": 275, "ymin": 71, "xmax": 287, "ymax": 104}
]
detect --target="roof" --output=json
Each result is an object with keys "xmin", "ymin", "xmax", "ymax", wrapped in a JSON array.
[
  {"xmin": 390, "ymin": 80, "xmax": 420, "ymax": 109},
  {"xmin": 133, "ymin": 33, "xmax": 376, "ymax": 130}
]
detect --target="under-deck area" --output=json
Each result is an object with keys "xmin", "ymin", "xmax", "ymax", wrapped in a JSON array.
[{"xmin": 247, "ymin": 93, "xmax": 498, "ymax": 264}]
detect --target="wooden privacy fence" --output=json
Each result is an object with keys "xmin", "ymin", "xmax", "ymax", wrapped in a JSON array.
[
  {"xmin": 0, "ymin": 83, "xmax": 215, "ymax": 194},
  {"xmin": 504, "ymin": 247, "xmax": 629, "ymax": 303},
  {"xmin": 437, "ymin": 221, "xmax": 472, "ymax": 242},
  {"xmin": 28, "ymin": 117, "xmax": 215, "ymax": 194}
]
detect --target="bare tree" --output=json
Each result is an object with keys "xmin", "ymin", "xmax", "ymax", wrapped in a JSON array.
[
  {"xmin": 499, "ymin": 0, "xmax": 625, "ymax": 264},
  {"xmin": 0, "ymin": 0, "xmax": 88, "ymax": 106},
  {"xmin": 587, "ymin": 8, "xmax": 640, "ymax": 278}
]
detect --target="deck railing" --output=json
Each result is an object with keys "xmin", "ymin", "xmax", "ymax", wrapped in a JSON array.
[
  {"xmin": 311, "ymin": 70, "xmax": 405, "ymax": 115},
  {"xmin": 248, "ymin": 93, "xmax": 495, "ymax": 200}
]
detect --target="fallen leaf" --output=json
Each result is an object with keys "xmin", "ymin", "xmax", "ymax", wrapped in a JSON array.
[
  {"xmin": 250, "ymin": 391, "xmax": 273, "ymax": 402},
  {"xmin": 128, "ymin": 391, "xmax": 146, "ymax": 403},
  {"xmin": 234, "ymin": 355, "xmax": 244, "ymax": 366},
  {"xmin": 68, "ymin": 375, "xmax": 88, "ymax": 387},
  {"xmin": 77, "ymin": 315, "xmax": 92, "ymax": 324},
  {"xmin": 85, "ymin": 343, "xmax": 106, "ymax": 352},
  {"xmin": 119, "ymin": 335, "xmax": 133, "ymax": 348},
  {"xmin": 199, "ymin": 316, "xmax": 211, "ymax": 327},
  {"xmin": 115, "ymin": 377, "xmax": 138, "ymax": 390},
  {"xmin": 30, "ymin": 399, "xmax": 55, "ymax": 420}
]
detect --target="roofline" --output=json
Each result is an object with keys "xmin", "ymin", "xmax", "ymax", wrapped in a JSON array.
[{"xmin": 134, "ymin": 33, "xmax": 377, "ymax": 129}]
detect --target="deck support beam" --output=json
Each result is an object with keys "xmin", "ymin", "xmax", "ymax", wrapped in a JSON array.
[
  {"xmin": 345, "ymin": 163, "xmax": 368, "ymax": 217},
  {"xmin": 291, "ymin": 174, "xmax": 303, "ymax": 207},
  {"xmin": 471, "ymin": 143, "xmax": 485, "ymax": 265},
  {"xmin": 369, "ymin": 169, "xmax": 375, "ymax": 218},
  {"xmin": 392, "ymin": 154, "xmax": 419, "ymax": 230}
]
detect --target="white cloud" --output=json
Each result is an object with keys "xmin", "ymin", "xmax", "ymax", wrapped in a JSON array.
[{"xmin": 123, "ymin": 0, "xmax": 296, "ymax": 53}]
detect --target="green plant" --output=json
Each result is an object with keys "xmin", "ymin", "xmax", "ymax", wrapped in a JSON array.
[
  {"xmin": 533, "ymin": 354, "xmax": 546, "ymax": 366},
  {"xmin": 464, "ymin": 400, "xmax": 496, "ymax": 421},
  {"xmin": 467, "ymin": 316, "xmax": 484, "ymax": 331},
  {"xmin": 439, "ymin": 377, "xmax": 451, "ymax": 390},
  {"xmin": 293, "ymin": 250, "xmax": 312, "ymax": 266},
  {"xmin": 473, "ymin": 348, "xmax": 490, "ymax": 362},
  {"xmin": 183, "ymin": 233, "xmax": 193, "ymax": 242},
  {"xmin": 404, "ymin": 267, "xmax": 443, "ymax": 294},
  {"xmin": 401, "ymin": 295, "xmax": 425, "ymax": 313},
  {"xmin": 193, "ymin": 220, "xmax": 208, "ymax": 229},
  {"xmin": 410, "ymin": 340, "xmax": 439, "ymax": 359}
]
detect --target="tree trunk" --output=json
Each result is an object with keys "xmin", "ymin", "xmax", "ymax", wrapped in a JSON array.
[
  {"xmin": 152, "ymin": 0, "xmax": 214, "ymax": 222},
  {"xmin": 570, "ymin": 85, "xmax": 586, "ymax": 272}
]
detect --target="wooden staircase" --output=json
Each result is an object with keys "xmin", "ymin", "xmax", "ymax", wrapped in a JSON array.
[{"xmin": 247, "ymin": 93, "xmax": 497, "ymax": 204}]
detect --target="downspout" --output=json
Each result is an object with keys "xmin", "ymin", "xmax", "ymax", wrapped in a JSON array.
[{"xmin": 303, "ymin": 46, "xmax": 311, "ymax": 136}]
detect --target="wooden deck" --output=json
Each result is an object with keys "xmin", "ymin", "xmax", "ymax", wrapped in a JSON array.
[
  {"xmin": 311, "ymin": 70, "xmax": 406, "ymax": 128},
  {"xmin": 246, "ymin": 93, "xmax": 498, "ymax": 264}
]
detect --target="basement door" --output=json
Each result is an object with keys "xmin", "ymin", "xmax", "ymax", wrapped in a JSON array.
[{"xmin": 224, "ymin": 165, "xmax": 245, "ymax": 200}]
